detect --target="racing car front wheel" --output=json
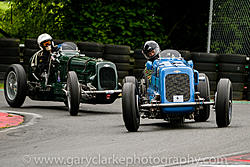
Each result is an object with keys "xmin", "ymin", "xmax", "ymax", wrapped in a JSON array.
[
  {"xmin": 66, "ymin": 71, "xmax": 80, "ymax": 116},
  {"xmin": 122, "ymin": 76, "xmax": 138, "ymax": 85},
  {"xmin": 122, "ymin": 82, "xmax": 140, "ymax": 132},
  {"xmin": 122, "ymin": 76, "xmax": 139, "ymax": 91},
  {"xmin": 4, "ymin": 64, "xmax": 27, "ymax": 108},
  {"xmin": 215, "ymin": 78, "xmax": 232, "ymax": 127},
  {"xmin": 195, "ymin": 73, "xmax": 210, "ymax": 122}
]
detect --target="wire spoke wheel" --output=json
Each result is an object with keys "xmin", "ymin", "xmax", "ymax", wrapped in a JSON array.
[
  {"xmin": 6, "ymin": 71, "xmax": 18, "ymax": 100},
  {"xmin": 4, "ymin": 64, "xmax": 27, "ymax": 108},
  {"xmin": 67, "ymin": 85, "xmax": 72, "ymax": 111}
]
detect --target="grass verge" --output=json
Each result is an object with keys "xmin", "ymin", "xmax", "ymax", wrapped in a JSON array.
[{"xmin": 0, "ymin": 82, "xmax": 3, "ymax": 89}]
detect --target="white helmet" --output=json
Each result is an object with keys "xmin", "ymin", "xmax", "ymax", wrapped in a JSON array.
[{"xmin": 37, "ymin": 33, "xmax": 54, "ymax": 50}]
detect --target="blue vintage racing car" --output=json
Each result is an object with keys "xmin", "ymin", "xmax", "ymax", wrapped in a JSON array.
[{"xmin": 122, "ymin": 49, "xmax": 232, "ymax": 132}]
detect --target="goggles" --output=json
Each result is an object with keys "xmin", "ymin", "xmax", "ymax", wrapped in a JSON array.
[{"xmin": 42, "ymin": 40, "xmax": 52, "ymax": 47}]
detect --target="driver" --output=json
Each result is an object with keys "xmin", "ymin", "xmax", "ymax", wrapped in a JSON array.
[
  {"xmin": 31, "ymin": 33, "xmax": 59, "ymax": 79},
  {"xmin": 142, "ymin": 40, "xmax": 160, "ymax": 82},
  {"xmin": 142, "ymin": 40, "xmax": 160, "ymax": 62}
]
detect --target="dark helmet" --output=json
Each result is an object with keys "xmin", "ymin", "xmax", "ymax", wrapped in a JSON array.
[{"xmin": 142, "ymin": 41, "xmax": 160, "ymax": 61}]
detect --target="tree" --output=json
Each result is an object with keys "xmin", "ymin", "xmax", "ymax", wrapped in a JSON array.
[{"xmin": 1, "ymin": 0, "xmax": 169, "ymax": 49}]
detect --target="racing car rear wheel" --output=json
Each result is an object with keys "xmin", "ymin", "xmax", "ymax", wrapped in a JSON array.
[
  {"xmin": 4, "ymin": 64, "xmax": 27, "ymax": 108},
  {"xmin": 122, "ymin": 82, "xmax": 140, "ymax": 132},
  {"xmin": 67, "ymin": 71, "xmax": 80, "ymax": 116},
  {"xmin": 195, "ymin": 73, "xmax": 210, "ymax": 122},
  {"xmin": 215, "ymin": 78, "xmax": 232, "ymax": 127}
]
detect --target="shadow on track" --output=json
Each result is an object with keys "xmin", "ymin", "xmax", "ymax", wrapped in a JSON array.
[
  {"xmin": 12, "ymin": 104, "xmax": 121, "ymax": 115},
  {"xmin": 117, "ymin": 120, "xmax": 237, "ymax": 133}
]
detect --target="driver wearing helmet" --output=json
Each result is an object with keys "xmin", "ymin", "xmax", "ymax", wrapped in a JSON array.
[
  {"xmin": 142, "ymin": 40, "xmax": 160, "ymax": 62},
  {"xmin": 31, "ymin": 33, "xmax": 59, "ymax": 79},
  {"xmin": 142, "ymin": 40, "xmax": 160, "ymax": 82}
]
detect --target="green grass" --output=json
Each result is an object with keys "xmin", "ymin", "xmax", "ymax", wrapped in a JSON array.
[{"xmin": 0, "ymin": 82, "xmax": 3, "ymax": 89}]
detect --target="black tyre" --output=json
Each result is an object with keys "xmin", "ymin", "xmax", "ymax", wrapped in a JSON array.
[
  {"xmin": 132, "ymin": 68, "xmax": 145, "ymax": 78},
  {"xmin": 0, "ymin": 38, "xmax": 20, "ymax": 47},
  {"xmin": 0, "ymin": 47, "xmax": 20, "ymax": 56},
  {"xmin": 232, "ymin": 83, "xmax": 244, "ymax": 92},
  {"xmin": 215, "ymin": 78, "xmax": 232, "ymax": 127},
  {"xmin": 210, "ymin": 91, "xmax": 215, "ymax": 97},
  {"xmin": 81, "ymin": 51, "xmax": 103, "ymax": 58},
  {"xmin": 194, "ymin": 62, "xmax": 217, "ymax": 72},
  {"xmin": 218, "ymin": 63, "xmax": 246, "ymax": 73},
  {"xmin": 232, "ymin": 91, "xmax": 243, "ymax": 100},
  {"xmin": 66, "ymin": 71, "xmax": 80, "ymax": 116},
  {"xmin": 0, "ymin": 72, "xmax": 5, "ymax": 80},
  {"xmin": 4, "ymin": 64, "xmax": 27, "ymax": 107},
  {"xmin": 54, "ymin": 39, "xmax": 71, "ymax": 45},
  {"xmin": 247, "ymin": 83, "xmax": 250, "ymax": 92},
  {"xmin": 24, "ymin": 39, "xmax": 39, "ymax": 49},
  {"xmin": 247, "ymin": 92, "xmax": 250, "ymax": 101},
  {"xmin": 219, "ymin": 72, "xmax": 246, "ymax": 83},
  {"xmin": 77, "ymin": 41, "xmax": 104, "ymax": 52},
  {"xmin": 23, "ymin": 48, "xmax": 39, "ymax": 65},
  {"xmin": 133, "ymin": 49, "xmax": 144, "ymax": 59},
  {"xmin": 219, "ymin": 54, "xmax": 247, "ymax": 64},
  {"xmin": 104, "ymin": 54, "xmax": 132, "ymax": 63},
  {"xmin": 104, "ymin": 44, "xmax": 131, "ymax": 55},
  {"xmin": 0, "ymin": 56, "xmax": 20, "ymax": 64},
  {"xmin": 198, "ymin": 71, "xmax": 218, "ymax": 81},
  {"xmin": 23, "ymin": 48, "xmax": 39, "ymax": 57},
  {"xmin": 0, "ymin": 64, "xmax": 10, "ymax": 72},
  {"xmin": 115, "ymin": 63, "xmax": 134, "ymax": 71},
  {"xmin": 23, "ymin": 56, "xmax": 32, "ymax": 65},
  {"xmin": 134, "ymin": 59, "xmax": 147, "ymax": 68},
  {"xmin": 209, "ymin": 81, "xmax": 217, "ymax": 91},
  {"xmin": 191, "ymin": 52, "xmax": 218, "ymax": 63},
  {"xmin": 195, "ymin": 73, "xmax": 210, "ymax": 122},
  {"xmin": 178, "ymin": 50, "xmax": 192, "ymax": 61},
  {"xmin": 122, "ymin": 82, "xmax": 140, "ymax": 132},
  {"xmin": 117, "ymin": 71, "xmax": 129, "ymax": 80}
]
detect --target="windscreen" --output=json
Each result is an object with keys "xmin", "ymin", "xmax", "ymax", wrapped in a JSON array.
[
  {"xmin": 60, "ymin": 42, "xmax": 78, "ymax": 51},
  {"xmin": 159, "ymin": 49, "xmax": 181, "ymax": 59}
]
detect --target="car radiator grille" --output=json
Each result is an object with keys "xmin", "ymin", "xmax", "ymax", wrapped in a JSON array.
[
  {"xmin": 99, "ymin": 67, "xmax": 116, "ymax": 90},
  {"xmin": 165, "ymin": 74, "xmax": 190, "ymax": 102}
]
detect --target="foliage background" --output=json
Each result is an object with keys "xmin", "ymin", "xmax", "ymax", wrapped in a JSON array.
[
  {"xmin": 0, "ymin": 0, "xmax": 209, "ymax": 51},
  {"xmin": 210, "ymin": 0, "xmax": 250, "ymax": 55}
]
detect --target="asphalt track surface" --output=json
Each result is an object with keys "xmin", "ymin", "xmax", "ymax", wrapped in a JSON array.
[{"xmin": 0, "ymin": 90, "xmax": 250, "ymax": 167}]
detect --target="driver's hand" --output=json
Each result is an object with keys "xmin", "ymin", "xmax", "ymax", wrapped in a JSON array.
[{"xmin": 51, "ymin": 54, "xmax": 60, "ymax": 63}]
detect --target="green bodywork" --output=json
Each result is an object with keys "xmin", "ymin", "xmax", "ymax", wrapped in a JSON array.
[{"xmin": 27, "ymin": 50, "xmax": 119, "ymax": 103}]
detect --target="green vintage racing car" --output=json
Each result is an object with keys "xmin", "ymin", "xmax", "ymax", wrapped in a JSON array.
[{"xmin": 4, "ymin": 42, "xmax": 121, "ymax": 116}]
